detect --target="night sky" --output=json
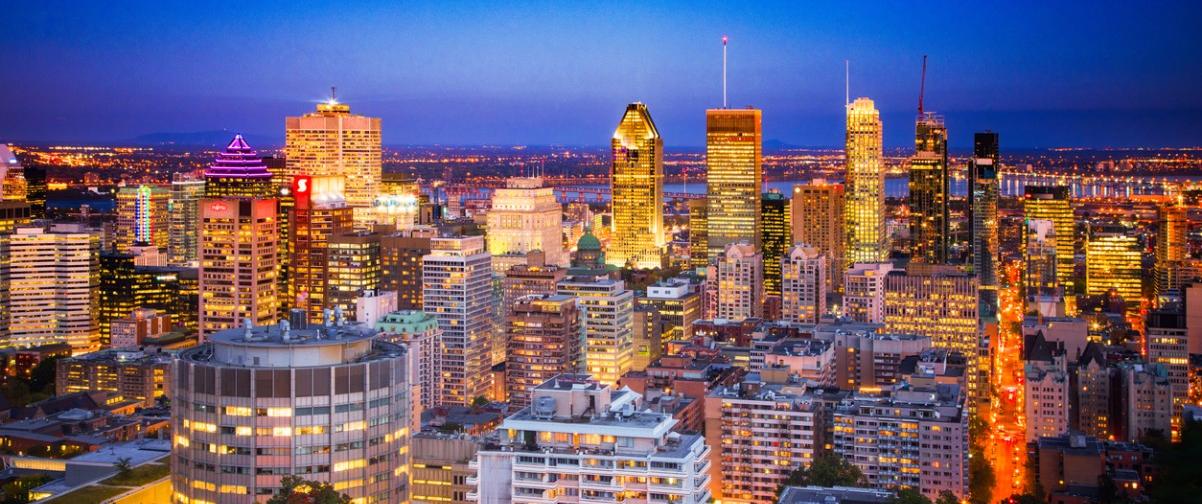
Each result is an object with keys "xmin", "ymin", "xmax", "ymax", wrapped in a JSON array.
[{"xmin": 2, "ymin": 1, "xmax": 1200, "ymax": 149}]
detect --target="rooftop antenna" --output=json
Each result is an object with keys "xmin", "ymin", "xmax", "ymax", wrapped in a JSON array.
[
  {"xmin": 917, "ymin": 55, "xmax": 927, "ymax": 115},
  {"xmin": 330, "ymin": 86, "xmax": 337, "ymax": 103},
  {"xmin": 844, "ymin": 60, "xmax": 850, "ymax": 106},
  {"xmin": 722, "ymin": 35, "xmax": 728, "ymax": 108}
]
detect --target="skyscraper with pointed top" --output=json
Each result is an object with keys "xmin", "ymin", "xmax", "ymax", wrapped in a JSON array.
[
  {"xmin": 844, "ymin": 98, "xmax": 887, "ymax": 266},
  {"xmin": 204, "ymin": 134, "xmax": 275, "ymax": 198},
  {"xmin": 609, "ymin": 103, "xmax": 665, "ymax": 269},
  {"xmin": 285, "ymin": 94, "xmax": 382, "ymax": 225}
]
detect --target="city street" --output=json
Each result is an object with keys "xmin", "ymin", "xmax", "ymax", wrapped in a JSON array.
[{"xmin": 989, "ymin": 261, "xmax": 1028, "ymax": 502}]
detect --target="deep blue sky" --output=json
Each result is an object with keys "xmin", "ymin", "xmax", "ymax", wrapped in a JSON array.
[{"xmin": 2, "ymin": 1, "xmax": 1200, "ymax": 149}]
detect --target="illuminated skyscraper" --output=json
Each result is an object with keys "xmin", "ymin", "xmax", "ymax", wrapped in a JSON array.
[
  {"xmin": 884, "ymin": 264, "xmax": 983, "ymax": 408},
  {"xmin": 609, "ymin": 102, "xmax": 665, "ymax": 269},
  {"xmin": 114, "ymin": 184, "xmax": 169, "ymax": 253},
  {"xmin": 1085, "ymin": 224, "xmax": 1142, "ymax": 307},
  {"xmin": 1025, "ymin": 219, "xmax": 1061, "ymax": 315},
  {"xmin": 381, "ymin": 228, "xmax": 435, "ymax": 310},
  {"xmin": 486, "ymin": 177, "xmax": 567, "ymax": 267},
  {"xmin": 1024, "ymin": 186, "xmax": 1075, "ymax": 299},
  {"xmin": 198, "ymin": 198, "xmax": 279, "ymax": 339},
  {"xmin": 908, "ymin": 114, "xmax": 949, "ymax": 263},
  {"xmin": 289, "ymin": 175, "xmax": 354, "ymax": 323},
  {"xmin": 203, "ymin": 135, "xmax": 275, "ymax": 199},
  {"xmin": 760, "ymin": 190, "xmax": 790, "ymax": 299},
  {"xmin": 781, "ymin": 244, "xmax": 826, "ymax": 324},
  {"xmin": 423, "ymin": 236, "xmax": 494, "ymax": 406},
  {"xmin": 969, "ymin": 132, "xmax": 1000, "ymax": 319},
  {"xmin": 1155, "ymin": 203, "xmax": 1189, "ymax": 303},
  {"xmin": 374, "ymin": 173, "xmax": 420, "ymax": 232},
  {"xmin": 705, "ymin": 108, "xmax": 762, "ymax": 260},
  {"xmin": 843, "ymin": 262, "xmax": 892, "ymax": 324},
  {"xmin": 791, "ymin": 180, "xmax": 844, "ymax": 292},
  {"xmin": 844, "ymin": 98, "xmax": 887, "ymax": 266},
  {"xmin": 3, "ymin": 225, "xmax": 99, "ymax": 353},
  {"xmin": 168, "ymin": 173, "xmax": 204, "ymax": 266},
  {"xmin": 285, "ymin": 97, "xmax": 382, "ymax": 223},
  {"xmin": 505, "ymin": 294, "xmax": 580, "ymax": 408},
  {"xmin": 688, "ymin": 198, "xmax": 709, "ymax": 271},
  {"xmin": 327, "ymin": 231, "xmax": 382, "ymax": 320},
  {"xmin": 716, "ymin": 241, "xmax": 762, "ymax": 321}
]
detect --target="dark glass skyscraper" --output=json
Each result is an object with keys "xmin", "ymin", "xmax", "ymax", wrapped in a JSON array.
[
  {"xmin": 970, "ymin": 131, "xmax": 1000, "ymax": 320},
  {"xmin": 908, "ymin": 113, "xmax": 949, "ymax": 264},
  {"xmin": 760, "ymin": 190, "xmax": 790, "ymax": 299}
]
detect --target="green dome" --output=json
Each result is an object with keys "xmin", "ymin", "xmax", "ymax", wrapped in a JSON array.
[{"xmin": 577, "ymin": 231, "xmax": 601, "ymax": 251}]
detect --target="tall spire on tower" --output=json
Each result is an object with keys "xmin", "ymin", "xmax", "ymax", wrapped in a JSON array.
[{"xmin": 722, "ymin": 35, "xmax": 728, "ymax": 108}]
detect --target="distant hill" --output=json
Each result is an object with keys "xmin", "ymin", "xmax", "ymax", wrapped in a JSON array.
[{"xmin": 129, "ymin": 131, "xmax": 279, "ymax": 148}]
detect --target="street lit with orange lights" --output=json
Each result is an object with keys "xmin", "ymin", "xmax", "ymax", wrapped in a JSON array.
[{"xmin": 988, "ymin": 260, "xmax": 1029, "ymax": 502}]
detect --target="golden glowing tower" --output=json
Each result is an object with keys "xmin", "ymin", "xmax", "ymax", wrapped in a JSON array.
[
  {"xmin": 844, "ymin": 98, "xmax": 886, "ymax": 266},
  {"xmin": 285, "ymin": 97, "xmax": 382, "ymax": 224},
  {"xmin": 1023, "ymin": 186, "xmax": 1075, "ymax": 301},
  {"xmin": 1086, "ymin": 224, "xmax": 1142, "ymax": 307},
  {"xmin": 705, "ymin": 108, "xmax": 762, "ymax": 261},
  {"xmin": 609, "ymin": 103, "xmax": 665, "ymax": 269}
]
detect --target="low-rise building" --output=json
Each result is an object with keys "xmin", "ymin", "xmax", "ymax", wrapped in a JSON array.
[{"xmin": 54, "ymin": 349, "xmax": 172, "ymax": 407}]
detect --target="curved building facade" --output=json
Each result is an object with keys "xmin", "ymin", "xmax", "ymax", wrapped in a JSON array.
[{"xmin": 171, "ymin": 320, "xmax": 410, "ymax": 503}]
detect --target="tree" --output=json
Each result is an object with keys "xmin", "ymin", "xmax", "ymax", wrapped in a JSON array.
[
  {"xmin": 114, "ymin": 457, "xmax": 132, "ymax": 478},
  {"xmin": 266, "ymin": 476, "xmax": 351, "ymax": 504},
  {"xmin": 934, "ymin": 491, "xmax": 960, "ymax": 504},
  {"xmin": 1146, "ymin": 417, "xmax": 1202, "ymax": 503},
  {"xmin": 890, "ymin": 487, "xmax": 931, "ymax": 504},
  {"xmin": 0, "ymin": 475, "xmax": 50, "ymax": 504},
  {"xmin": 1000, "ymin": 493, "xmax": 1042, "ymax": 504},
  {"xmin": 28, "ymin": 356, "xmax": 60, "ymax": 393},
  {"xmin": 777, "ymin": 453, "xmax": 866, "ymax": 496},
  {"xmin": 968, "ymin": 446, "xmax": 995, "ymax": 504},
  {"xmin": 471, "ymin": 396, "xmax": 490, "ymax": 408}
]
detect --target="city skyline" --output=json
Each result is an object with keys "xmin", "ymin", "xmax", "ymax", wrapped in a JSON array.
[{"xmin": 3, "ymin": 2, "xmax": 1201, "ymax": 148}]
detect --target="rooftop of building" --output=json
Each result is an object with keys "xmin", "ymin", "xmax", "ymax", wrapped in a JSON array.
[
  {"xmin": 181, "ymin": 316, "xmax": 405, "ymax": 367},
  {"xmin": 60, "ymin": 348, "xmax": 172, "ymax": 365}
]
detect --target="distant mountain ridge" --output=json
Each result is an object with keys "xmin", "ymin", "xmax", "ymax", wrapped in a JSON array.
[{"xmin": 129, "ymin": 131, "xmax": 279, "ymax": 148}]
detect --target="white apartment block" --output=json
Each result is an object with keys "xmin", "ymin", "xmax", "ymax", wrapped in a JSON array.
[
  {"xmin": 473, "ymin": 374, "xmax": 712, "ymax": 504},
  {"xmin": 842, "ymin": 262, "xmax": 892, "ymax": 324}
]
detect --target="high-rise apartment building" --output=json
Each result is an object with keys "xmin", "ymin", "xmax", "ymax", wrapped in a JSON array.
[
  {"xmin": 285, "ymin": 98, "xmax": 382, "ymax": 223},
  {"xmin": 843, "ymin": 262, "xmax": 893, "ymax": 324},
  {"xmin": 1024, "ymin": 186, "xmax": 1075, "ymax": 298},
  {"xmin": 3, "ymin": 225, "xmax": 99, "ymax": 353},
  {"xmin": 486, "ymin": 177, "xmax": 568, "ymax": 268},
  {"xmin": 203, "ymin": 134, "xmax": 275, "ymax": 199},
  {"xmin": 170, "ymin": 321, "xmax": 410, "ymax": 504},
  {"xmin": 423, "ymin": 236, "xmax": 494, "ymax": 406},
  {"xmin": 169, "ymin": 173, "xmax": 205, "ymax": 266},
  {"xmin": 969, "ymin": 132, "xmax": 1000, "ymax": 318},
  {"xmin": 845, "ymin": 98, "xmax": 887, "ymax": 266},
  {"xmin": 781, "ymin": 244, "xmax": 826, "ymax": 323},
  {"xmin": 705, "ymin": 378, "xmax": 823, "ymax": 503},
  {"xmin": 557, "ymin": 275, "xmax": 634, "ymax": 387},
  {"xmin": 609, "ymin": 103, "xmax": 665, "ymax": 269},
  {"xmin": 760, "ymin": 190, "xmax": 790, "ymax": 299},
  {"xmin": 289, "ymin": 175, "xmax": 354, "ymax": 323},
  {"xmin": 791, "ymin": 181, "xmax": 844, "ymax": 292},
  {"xmin": 716, "ymin": 242, "xmax": 762, "ymax": 321},
  {"xmin": 328, "ymin": 231, "xmax": 382, "ymax": 320},
  {"xmin": 1145, "ymin": 308, "xmax": 1188, "ymax": 431},
  {"xmin": 705, "ymin": 108, "xmax": 762, "ymax": 260},
  {"xmin": 833, "ymin": 383, "xmax": 969, "ymax": 500},
  {"xmin": 909, "ymin": 113, "xmax": 949, "ymax": 264},
  {"xmin": 506, "ymin": 294, "xmax": 580, "ymax": 408},
  {"xmin": 375, "ymin": 310, "xmax": 440, "ymax": 419},
  {"xmin": 198, "ymin": 198, "xmax": 278, "ymax": 339},
  {"xmin": 473, "ymin": 374, "xmax": 712, "ymax": 504},
  {"xmin": 380, "ymin": 228, "xmax": 435, "ymax": 310},
  {"xmin": 114, "ymin": 184, "xmax": 170, "ymax": 253},
  {"xmin": 1085, "ymin": 224, "xmax": 1142, "ymax": 306},
  {"xmin": 638, "ymin": 277, "xmax": 701, "ymax": 342},
  {"xmin": 501, "ymin": 252, "xmax": 566, "ymax": 317},
  {"xmin": 884, "ymin": 264, "xmax": 982, "ymax": 407}
]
